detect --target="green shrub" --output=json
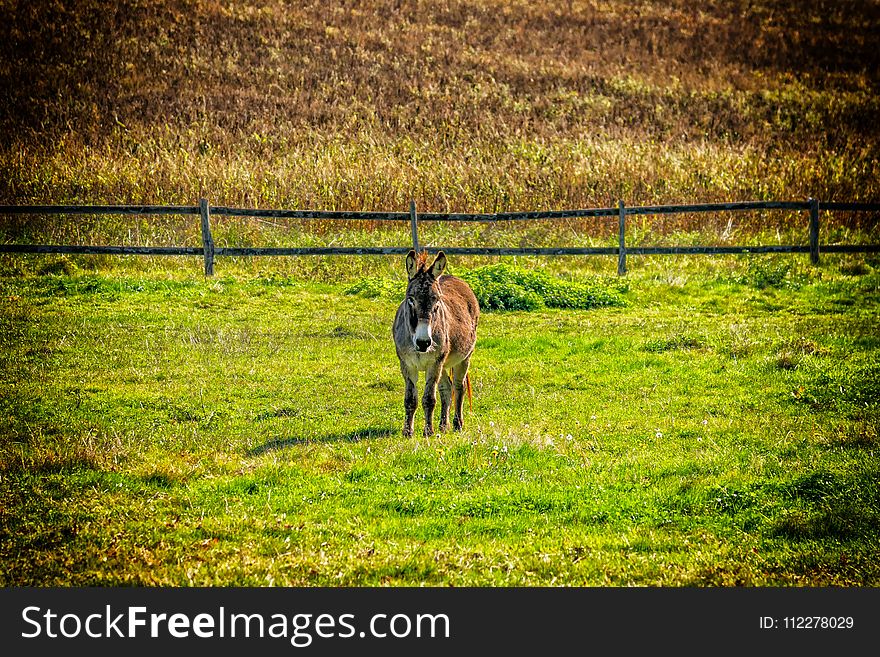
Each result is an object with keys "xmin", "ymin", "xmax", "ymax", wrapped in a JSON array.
[
  {"xmin": 344, "ymin": 265, "xmax": 627, "ymax": 311},
  {"xmin": 465, "ymin": 279, "xmax": 545, "ymax": 311},
  {"xmin": 344, "ymin": 276, "xmax": 404, "ymax": 300},
  {"xmin": 460, "ymin": 263, "xmax": 627, "ymax": 311}
]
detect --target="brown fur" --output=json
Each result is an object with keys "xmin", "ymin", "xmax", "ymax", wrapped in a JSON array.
[
  {"xmin": 465, "ymin": 371, "xmax": 473, "ymax": 409},
  {"xmin": 448, "ymin": 367, "xmax": 473, "ymax": 411},
  {"xmin": 392, "ymin": 250, "xmax": 479, "ymax": 436}
]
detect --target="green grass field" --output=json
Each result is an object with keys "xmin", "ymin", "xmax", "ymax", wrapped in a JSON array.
[{"xmin": 1, "ymin": 251, "xmax": 877, "ymax": 586}]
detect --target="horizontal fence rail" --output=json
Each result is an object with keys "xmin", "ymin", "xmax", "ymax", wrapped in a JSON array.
[{"xmin": 1, "ymin": 199, "xmax": 878, "ymax": 277}]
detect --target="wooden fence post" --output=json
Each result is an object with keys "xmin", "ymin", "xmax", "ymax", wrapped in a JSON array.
[
  {"xmin": 410, "ymin": 199, "xmax": 419, "ymax": 252},
  {"xmin": 617, "ymin": 200, "xmax": 627, "ymax": 276},
  {"xmin": 199, "ymin": 198, "xmax": 215, "ymax": 277},
  {"xmin": 809, "ymin": 197, "xmax": 820, "ymax": 265}
]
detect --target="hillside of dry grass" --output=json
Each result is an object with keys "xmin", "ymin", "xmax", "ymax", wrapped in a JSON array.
[{"xmin": 1, "ymin": 0, "xmax": 878, "ymax": 214}]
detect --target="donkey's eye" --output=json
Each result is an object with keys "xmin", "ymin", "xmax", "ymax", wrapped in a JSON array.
[{"xmin": 407, "ymin": 298, "xmax": 415, "ymax": 307}]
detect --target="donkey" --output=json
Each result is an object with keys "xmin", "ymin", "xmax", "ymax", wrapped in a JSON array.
[{"xmin": 393, "ymin": 250, "xmax": 480, "ymax": 437}]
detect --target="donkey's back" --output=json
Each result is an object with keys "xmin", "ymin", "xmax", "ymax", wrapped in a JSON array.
[{"xmin": 437, "ymin": 273, "xmax": 479, "ymax": 362}]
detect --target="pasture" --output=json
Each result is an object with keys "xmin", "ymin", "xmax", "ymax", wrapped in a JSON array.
[{"xmin": 1, "ymin": 252, "xmax": 878, "ymax": 586}]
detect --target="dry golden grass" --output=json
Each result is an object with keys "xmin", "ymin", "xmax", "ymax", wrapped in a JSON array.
[{"xmin": 1, "ymin": 1, "xmax": 878, "ymax": 221}]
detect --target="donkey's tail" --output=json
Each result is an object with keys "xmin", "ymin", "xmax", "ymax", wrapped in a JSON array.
[{"xmin": 449, "ymin": 368, "xmax": 474, "ymax": 411}]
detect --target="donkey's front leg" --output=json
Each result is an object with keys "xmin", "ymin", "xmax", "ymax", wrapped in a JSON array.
[
  {"xmin": 422, "ymin": 362, "xmax": 443, "ymax": 436},
  {"xmin": 401, "ymin": 365, "xmax": 419, "ymax": 437}
]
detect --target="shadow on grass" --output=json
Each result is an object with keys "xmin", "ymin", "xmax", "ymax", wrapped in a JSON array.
[{"xmin": 247, "ymin": 426, "xmax": 397, "ymax": 455}]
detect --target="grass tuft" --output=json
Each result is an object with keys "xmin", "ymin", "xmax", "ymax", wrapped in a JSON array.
[{"xmin": 460, "ymin": 263, "xmax": 627, "ymax": 311}]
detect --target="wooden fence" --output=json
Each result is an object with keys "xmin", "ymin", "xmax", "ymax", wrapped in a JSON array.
[{"xmin": 1, "ymin": 199, "xmax": 878, "ymax": 276}]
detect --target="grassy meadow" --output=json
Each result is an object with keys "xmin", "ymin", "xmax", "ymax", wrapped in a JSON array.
[
  {"xmin": 0, "ymin": 251, "xmax": 878, "ymax": 586},
  {"xmin": 1, "ymin": 0, "xmax": 879, "ymax": 586}
]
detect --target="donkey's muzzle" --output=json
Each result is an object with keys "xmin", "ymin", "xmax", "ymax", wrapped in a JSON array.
[{"xmin": 415, "ymin": 338, "xmax": 431, "ymax": 352}]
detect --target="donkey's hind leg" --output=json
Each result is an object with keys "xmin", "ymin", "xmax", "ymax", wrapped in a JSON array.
[
  {"xmin": 438, "ymin": 368, "xmax": 453, "ymax": 433},
  {"xmin": 451, "ymin": 358, "xmax": 470, "ymax": 431}
]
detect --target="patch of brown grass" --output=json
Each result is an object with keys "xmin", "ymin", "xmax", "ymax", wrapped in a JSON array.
[{"xmin": 0, "ymin": 1, "xmax": 878, "ymax": 223}]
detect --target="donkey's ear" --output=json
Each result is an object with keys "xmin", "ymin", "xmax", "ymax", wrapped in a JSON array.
[
  {"xmin": 429, "ymin": 251, "xmax": 447, "ymax": 278},
  {"xmin": 405, "ymin": 250, "xmax": 418, "ymax": 279}
]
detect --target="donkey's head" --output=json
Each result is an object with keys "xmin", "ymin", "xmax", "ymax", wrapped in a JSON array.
[{"xmin": 404, "ymin": 250, "xmax": 447, "ymax": 352}]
